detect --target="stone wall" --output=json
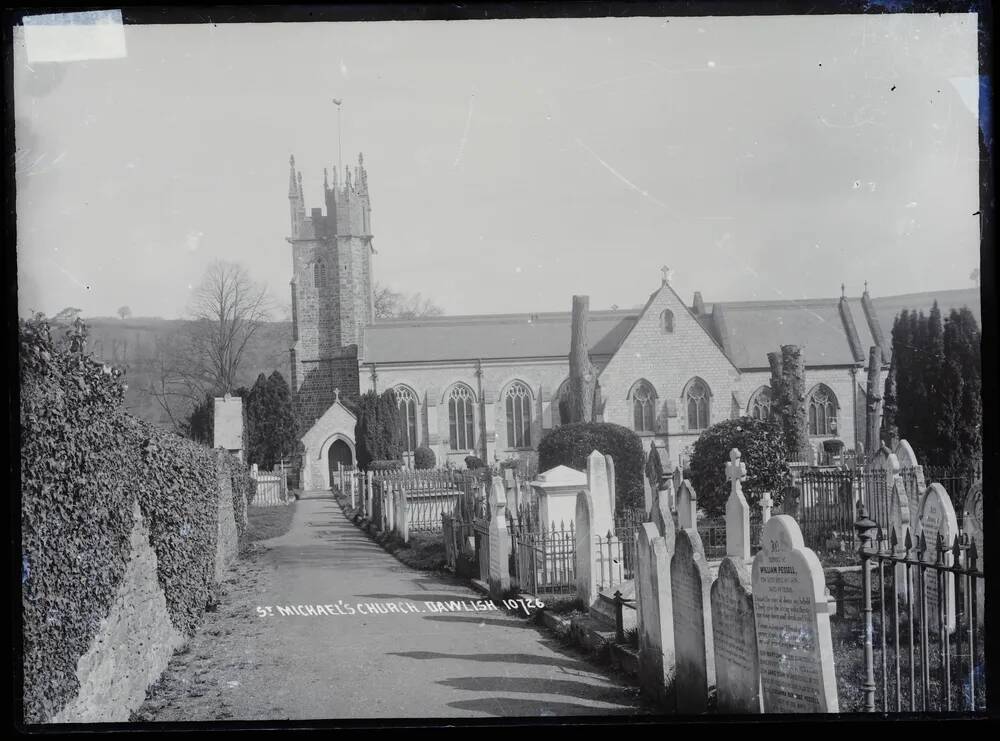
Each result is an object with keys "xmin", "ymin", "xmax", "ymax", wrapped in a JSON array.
[{"xmin": 49, "ymin": 466, "xmax": 239, "ymax": 724}]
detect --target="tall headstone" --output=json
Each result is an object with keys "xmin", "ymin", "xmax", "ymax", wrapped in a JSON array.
[
  {"xmin": 644, "ymin": 446, "xmax": 662, "ymax": 514},
  {"xmin": 575, "ymin": 490, "xmax": 597, "ymax": 607},
  {"xmin": 917, "ymin": 483, "xmax": 958, "ymax": 633},
  {"xmin": 670, "ymin": 528, "xmax": 714, "ymax": 714},
  {"xmin": 872, "ymin": 443, "xmax": 901, "ymax": 528},
  {"xmin": 888, "ymin": 474, "xmax": 911, "ymax": 602},
  {"xmin": 650, "ymin": 484, "xmax": 673, "ymax": 542},
  {"xmin": 213, "ymin": 394, "xmax": 245, "ymax": 462},
  {"xmin": 488, "ymin": 476, "xmax": 510, "ymax": 597},
  {"xmin": 636, "ymin": 521, "xmax": 676, "ymax": 707},
  {"xmin": 895, "ymin": 439, "xmax": 926, "ymax": 530},
  {"xmin": 963, "ymin": 481, "xmax": 984, "ymax": 627},
  {"xmin": 604, "ymin": 453, "xmax": 617, "ymax": 516},
  {"xmin": 725, "ymin": 448, "xmax": 751, "ymax": 562},
  {"xmin": 752, "ymin": 515, "xmax": 839, "ymax": 713},
  {"xmin": 676, "ymin": 480, "xmax": 698, "ymax": 530},
  {"xmin": 711, "ymin": 557, "xmax": 762, "ymax": 713},
  {"xmin": 587, "ymin": 450, "xmax": 615, "ymax": 539}
]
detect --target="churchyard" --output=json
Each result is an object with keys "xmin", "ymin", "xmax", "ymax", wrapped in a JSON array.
[{"xmin": 337, "ymin": 439, "xmax": 986, "ymax": 714}]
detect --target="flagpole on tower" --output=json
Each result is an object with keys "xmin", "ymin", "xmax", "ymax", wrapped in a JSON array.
[{"xmin": 332, "ymin": 98, "xmax": 343, "ymax": 176}]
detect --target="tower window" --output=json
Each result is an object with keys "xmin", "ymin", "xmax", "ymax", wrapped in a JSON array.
[
  {"xmin": 448, "ymin": 384, "xmax": 476, "ymax": 451},
  {"xmin": 504, "ymin": 381, "xmax": 532, "ymax": 448},
  {"xmin": 314, "ymin": 261, "xmax": 327, "ymax": 287}
]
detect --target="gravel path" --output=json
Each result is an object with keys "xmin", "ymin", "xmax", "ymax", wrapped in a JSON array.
[{"xmin": 136, "ymin": 494, "xmax": 650, "ymax": 721}]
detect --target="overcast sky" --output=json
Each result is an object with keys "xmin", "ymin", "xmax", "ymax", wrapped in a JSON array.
[{"xmin": 14, "ymin": 13, "xmax": 981, "ymax": 320}]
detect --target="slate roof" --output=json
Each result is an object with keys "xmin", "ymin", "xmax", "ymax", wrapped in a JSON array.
[
  {"xmin": 702, "ymin": 298, "xmax": 861, "ymax": 369},
  {"xmin": 362, "ymin": 310, "xmax": 638, "ymax": 364},
  {"xmin": 360, "ymin": 287, "xmax": 981, "ymax": 371}
]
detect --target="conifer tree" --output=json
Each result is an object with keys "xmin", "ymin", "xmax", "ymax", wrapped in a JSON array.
[
  {"xmin": 266, "ymin": 371, "xmax": 298, "ymax": 469},
  {"xmin": 377, "ymin": 388, "xmax": 403, "ymax": 462}
]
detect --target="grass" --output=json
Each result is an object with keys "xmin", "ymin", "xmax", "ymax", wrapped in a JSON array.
[
  {"xmin": 541, "ymin": 595, "xmax": 588, "ymax": 616},
  {"xmin": 246, "ymin": 503, "xmax": 296, "ymax": 542}
]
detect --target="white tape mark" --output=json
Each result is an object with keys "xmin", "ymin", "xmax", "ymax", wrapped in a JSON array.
[{"xmin": 23, "ymin": 10, "xmax": 126, "ymax": 64}]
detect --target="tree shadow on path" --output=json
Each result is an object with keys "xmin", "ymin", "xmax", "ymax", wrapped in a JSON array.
[{"xmin": 387, "ymin": 651, "xmax": 594, "ymax": 672}]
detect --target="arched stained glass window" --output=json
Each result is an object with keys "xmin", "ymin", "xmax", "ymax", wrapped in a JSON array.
[
  {"xmin": 394, "ymin": 386, "xmax": 418, "ymax": 453},
  {"xmin": 808, "ymin": 385, "xmax": 839, "ymax": 436},
  {"xmin": 505, "ymin": 381, "xmax": 532, "ymax": 448},
  {"xmin": 685, "ymin": 378, "xmax": 711, "ymax": 431},
  {"xmin": 748, "ymin": 386, "xmax": 773, "ymax": 421},
  {"xmin": 448, "ymin": 384, "xmax": 476, "ymax": 451},
  {"xmin": 630, "ymin": 380, "xmax": 657, "ymax": 433}
]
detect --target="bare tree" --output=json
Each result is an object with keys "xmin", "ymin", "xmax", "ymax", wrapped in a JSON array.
[
  {"xmin": 143, "ymin": 329, "xmax": 206, "ymax": 434},
  {"xmin": 117, "ymin": 305, "xmax": 132, "ymax": 320},
  {"xmin": 373, "ymin": 281, "xmax": 444, "ymax": 320},
  {"xmin": 187, "ymin": 261, "xmax": 274, "ymax": 395}
]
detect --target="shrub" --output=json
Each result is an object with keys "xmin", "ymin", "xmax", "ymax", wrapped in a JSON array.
[
  {"xmin": 20, "ymin": 316, "xmax": 225, "ymax": 723},
  {"xmin": 413, "ymin": 446, "xmax": 436, "ymax": 470},
  {"xmin": 536, "ymin": 422, "xmax": 645, "ymax": 512},
  {"xmin": 369, "ymin": 459, "xmax": 404, "ymax": 471},
  {"xmin": 464, "ymin": 455, "xmax": 486, "ymax": 470},
  {"xmin": 689, "ymin": 416, "xmax": 789, "ymax": 517}
]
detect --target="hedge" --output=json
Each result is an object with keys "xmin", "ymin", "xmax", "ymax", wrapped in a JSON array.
[
  {"xmin": 19, "ymin": 316, "xmax": 245, "ymax": 723},
  {"xmin": 688, "ymin": 416, "xmax": 789, "ymax": 517},
  {"xmin": 537, "ymin": 422, "xmax": 645, "ymax": 512}
]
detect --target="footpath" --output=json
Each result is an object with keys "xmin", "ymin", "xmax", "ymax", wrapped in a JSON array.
[{"xmin": 136, "ymin": 493, "xmax": 650, "ymax": 720}]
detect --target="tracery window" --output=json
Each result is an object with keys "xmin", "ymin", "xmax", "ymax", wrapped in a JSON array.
[
  {"xmin": 685, "ymin": 378, "xmax": 711, "ymax": 431},
  {"xmin": 314, "ymin": 261, "xmax": 327, "ymax": 287},
  {"xmin": 807, "ymin": 384, "xmax": 839, "ymax": 436},
  {"xmin": 505, "ymin": 381, "xmax": 532, "ymax": 449},
  {"xmin": 448, "ymin": 384, "xmax": 476, "ymax": 451},
  {"xmin": 748, "ymin": 386, "xmax": 773, "ymax": 421},
  {"xmin": 630, "ymin": 380, "xmax": 657, "ymax": 433},
  {"xmin": 394, "ymin": 386, "xmax": 418, "ymax": 453}
]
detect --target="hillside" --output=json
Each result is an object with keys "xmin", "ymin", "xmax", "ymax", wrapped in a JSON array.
[{"xmin": 83, "ymin": 317, "xmax": 292, "ymax": 430}]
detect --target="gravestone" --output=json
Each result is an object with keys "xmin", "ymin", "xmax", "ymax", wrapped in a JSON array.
[
  {"xmin": 917, "ymin": 483, "xmax": 958, "ymax": 633},
  {"xmin": 751, "ymin": 515, "xmax": 839, "ymax": 713},
  {"xmin": 711, "ymin": 557, "xmax": 762, "ymax": 713},
  {"xmin": 587, "ymin": 450, "xmax": 615, "ymax": 539},
  {"xmin": 963, "ymin": 481, "xmax": 984, "ymax": 627},
  {"xmin": 677, "ymin": 480, "xmax": 698, "ymax": 530},
  {"xmin": 575, "ymin": 490, "xmax": 598, "ymax": 607},
  {"xmin": 895, "ymin": 439, "xmax": 926, "ymax": 533},
  {"xmin": 725, "ymin": 448, "xmax": 751, "ymax": 562},
  {"xmin": 759, "ymin": 491, "xmax": 774, "ymax": 525},
  {"xmin": 604, "ymin": 453, "xmax": 617, "ymax": 516},
  {"xmin": 888, "ymin": 474, "xmax": 911, "ymax": 602},
  {"xmin": 670, "ymin": 528, "xmax": 714, "ymax": 714},
  {"xmin": 644, "ymin": 446, "xmax": 662, "ymax": 514},
  {"xmin": 636, "ymin": 521, "xmax": 676, "ymax": 706},
  {"xmin": 651, "ymin": 484, "xmax": 673, "ymax": 542},
  {"xmin": 488, "ymin": 476, "xmax": 510, "ymax": 597}
]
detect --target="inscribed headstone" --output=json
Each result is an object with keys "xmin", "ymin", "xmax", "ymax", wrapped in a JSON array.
[
  {"xmin": 670, "ymin": 528, "xmax": 714, "ymax": 714},
  {"xmin": 587, "ymin": 450, "xmax": 614, "ymax": 540},
  {"xmin": 637, "ymin": 522, "xmax": 676, "ymax": 707},
  {"xmin": 711, "ymin": 557, "xmax": 762, "ymax": 713},
  {"xmin": 604, "ymin": 453, "xmax": 617, "ymax": 516},
  {"xmin": 888, "ymin": 474, "xmax": 911, "ymax": 602},
  {"xmin": 917, "ymin": 483, "xmax": 958, "ymax": 633},
  {"xmin": 676, "ymin": 480, "xmax": 698, "ymax": 530},
  {"xmin": 752, "ymin": 515, "xmax": 839, "ymax": 713}
]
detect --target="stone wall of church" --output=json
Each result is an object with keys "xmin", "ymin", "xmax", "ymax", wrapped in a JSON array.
[{"xmin": 368, "ymin": 359, "xmax": 570, "ymax": 468}]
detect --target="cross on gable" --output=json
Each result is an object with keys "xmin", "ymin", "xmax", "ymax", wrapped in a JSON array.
[
  {"xmin": 333, "ymin": 388, "xmax": 341, "ymax": 404},
  {"xmin": 726, "ymin": 447, "xmax": 747, "ymax": 496},
  {"xmin": 661, "ymin": 265, "xmax": 672, "ymax": 285}
]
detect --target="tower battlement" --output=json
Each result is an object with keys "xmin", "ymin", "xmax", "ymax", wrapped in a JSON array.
[{"xmin": 287, "ymin": 152, "xmax": 374, "ymax": 429}]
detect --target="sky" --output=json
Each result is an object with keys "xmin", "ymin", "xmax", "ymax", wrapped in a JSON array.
[{"xmin": 13, "ymin": 13, "xmax": 981, "ymax": 320}]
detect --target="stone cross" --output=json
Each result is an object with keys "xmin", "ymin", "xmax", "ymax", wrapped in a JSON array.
[
  {"xmin": 725, "ymin": 448, "xmax": 751, "ymax": 562},
  {"xmin": 661, "ymin": 265, "xmax": 672, "ymax": 285},
  {"xmin": 759, "ymin": 491, "xmax": 773, "ymax": 524},
  {"xmin": 726, "ymin": 448, "xmax": 747, "ymax": 497},
  {"xmin": 333, "ymin": 387, "xmax": 341, "ymax": 404}
]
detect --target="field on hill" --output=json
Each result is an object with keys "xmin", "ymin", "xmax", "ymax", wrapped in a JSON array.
[{"xmin": 83, "ymin": 317, "xmax": 293, "ymax": 430}]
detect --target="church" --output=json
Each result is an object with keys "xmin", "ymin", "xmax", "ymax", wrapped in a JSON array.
[{"xmin": 286, "ymin": 153, "xmax": 980, "ymax": 491}]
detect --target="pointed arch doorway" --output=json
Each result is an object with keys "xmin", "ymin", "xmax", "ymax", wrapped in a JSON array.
[{"xmin": 327, "ymin": 439, "xmax": 354, "ymax": 484}]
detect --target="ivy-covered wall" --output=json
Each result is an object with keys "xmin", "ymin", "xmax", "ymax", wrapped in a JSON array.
[{"xmin": 20, "ymin": 317, "xmax": 247, "ymax": 723}]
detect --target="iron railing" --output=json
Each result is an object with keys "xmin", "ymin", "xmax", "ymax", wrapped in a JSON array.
[
  {"xmin": 509, "ymin": 520, "xmax": 577, "ymax": 597},
  {"xmin": 856, "ymin": 508, "xmax": 986, "ymax": 712}
]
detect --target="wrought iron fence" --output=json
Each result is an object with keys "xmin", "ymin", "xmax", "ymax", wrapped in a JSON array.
[
  {"xmin": 509, "ymin": 520, "xmax": 577, "ymax": 597},
  {"xmin": 857, "ymin": 511, "xmax": 986, "ymax": 712},
  {"xmin": 614, "ymin": 507, "xmax": 647, "ymax": 581},
  {"xmin": 923, "ymin": 463, "xmax": 983, "ymax": 522},
  {"xmin": 250, "ymin": 474, "xmax": 288, "ymax": 507}
]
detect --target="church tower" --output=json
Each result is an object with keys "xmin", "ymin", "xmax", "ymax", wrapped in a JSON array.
[{"xmin": 287, "ymin": 153, "xmax": 374, "ymax": 431}]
